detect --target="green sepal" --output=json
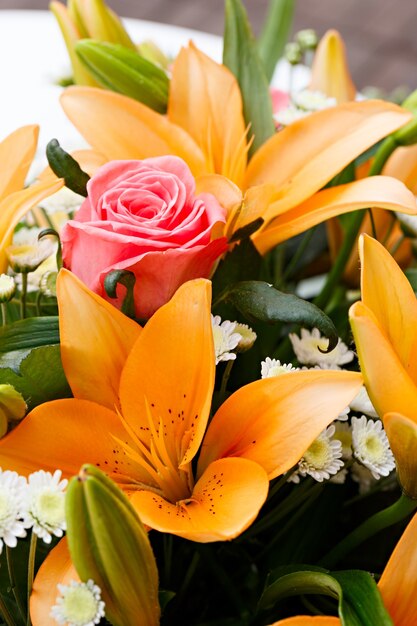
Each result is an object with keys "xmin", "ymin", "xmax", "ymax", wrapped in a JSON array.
[
  {"xmin": 228, "ymin": 218, "xmax": 264, "ymax": 243},
  {"xmin": 223, "ymin": 0, "xmax": 275, "ymax": 155},
  {"xmin": 66, "ymin": 465, "xmax": 160, "ymax": 626},
  {"xmin": 75, "ymin": 40, "xmax": 169, "ymax": 113},
  {"xmin": 46, "ymin": 139, "xmax": 90, "ymax": 197},
  {"xmin": 217, "ymin": 280, "xmax": 339, "ymax": 351},
  {"xmin": 103, "ymin": 269, "xmax": 136, "ymax": 318},
  {"xmin": 257, "ymin": 0, "xmax": 295, "ymax": 82}
]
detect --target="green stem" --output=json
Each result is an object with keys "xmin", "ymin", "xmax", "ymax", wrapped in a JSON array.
[
  {"xmin": 35, "ymin": 291, "xmax": 42, "ymax": 317},
  {"xmin": 163, "ymin": 535, "xmax": 173, "ymax": 589},
  {"xmin": 20, "ymin": 273, "xmax": 28, "ymax": 320},
  {"xmin": 268, "ymin": 468, "xmax": 296, "ymax": 500},
  {"xmin": 176, "ymin": 551, "xmax": 200, "ymax": 608},
  {"xmin": 390, "ymin": 234, "xmax": 405, "ymax": 257},
  {"xmin": 370, "ymin": 136, "xmax": 398, "ymax": 176},
  {"xmin": 0, "ymin": 593, "xmax": 17, "ymax": 626},
  {"xmin": 320, "ymin": 493, "xmax": 417, "ymax": 568},
  {"xmin": 26, "ymin": 532, "xmax": 37, "ymax": 626},
  {"xmin": 277, "ymin": 228, "xmax": 316, "ymax": 288},
  {"xmin": 219, "ymin": 360, "xmax": 235, "ymax": 400},
  {"xmin": 6, "ymin": 546, "xmax": 26, "ymax": 622},
  {"xmin": 1, "ymin": 303, "xmax": 6, "ymax": 327},
  {"xmin": 368, "ymin": 209, "xmax": 377, "ymax": 238}
]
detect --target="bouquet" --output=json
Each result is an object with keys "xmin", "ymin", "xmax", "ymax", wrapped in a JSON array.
[{"xmin": 0, "ymin": 1, "xmax": 416, "ymax": 624}]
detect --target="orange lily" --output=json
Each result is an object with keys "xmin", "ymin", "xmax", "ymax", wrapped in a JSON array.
[
  {"xmin": 0, "ymin": 269, "xmax": 362, "ymax": 540},
  {"xmin": 270, "ymin": 510, "xmax": 417, "ymax": 626},
  {"xmin": 349, "ymin": 234, "xmax": 417, "ymax": 497},
  {"xmin": 0, "ymin": 126, "xmax": 64, "ymax": 271},
  {"xmin": 59, "ymin": 43, "xmax": 417, "ymax": 254}
]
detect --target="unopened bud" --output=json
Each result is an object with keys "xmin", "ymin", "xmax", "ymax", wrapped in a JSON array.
[
  {"xmin": 66, "ymin": 464, "xmax": 160, "ymax": 626},
  {"xmin": 285, "ymin": 42, "xmax": 302, "ymax": 65},
  {"xmin": 296, "ymin": 29, "xmax": 318, "ymax": 52},
  {"xmin": 39, "ymin": 271, "xmax": 58, "ymax": 297},
  {"xmin": 6, "ymin": 238, "xmax": 56, "ymax": 274},
  {"xmin": 234, "ymin": 323, "xmax": 257, "ymax": 352},
  {"xmin": 0, "ymin": 384, "xmax": 27, "ymax": 437}
]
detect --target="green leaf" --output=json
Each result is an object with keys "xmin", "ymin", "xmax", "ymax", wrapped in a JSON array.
[
  {"xmin": 46, "ymin": 139, "xmax": 90, "ymax": 196},
  {"xmin": 0, "ymin": 317, "xmax": 60, "ymax": 353},
  {"xmin": 76, "ymin": 40, "xmax": 169, "ymax": 113},
  {"xmin": 219, "ymin": 281, "xmax": 338, "ymax": 351},
  {"xmin": 104, "ymin": 269, "xmax": 136, "ymax": 319},
  {"xmin": 258, "ymin": 0, "xmax": 295, "ymax": 82},
  {"xmin": 223, "ymin": 0, "xmax": 275, "ymax": 155},
  {"xmin": 212, "ymin": 239, "xmax": 263, "ymax": 302},
  {"xmin": 0, "ymin": 346, "xmax": 71, "ymax": 409},
  {"xmin": 259, "ymin": 567, "xmax": 393, "ymax": 626},
  {"xmin": 228, "ymin": 218, "xmax": 264, "ymax": 243},
  {"xmin": 406, "ymin": 268, "xmax": 417, "ymax": 291}
]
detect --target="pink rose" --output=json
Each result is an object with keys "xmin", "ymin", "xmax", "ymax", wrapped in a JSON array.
[{"xmin": 61, "ymin": 156, "xmax": 227, "ymax": 318}]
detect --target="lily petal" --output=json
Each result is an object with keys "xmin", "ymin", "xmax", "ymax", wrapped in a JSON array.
[
  {"xmin": 349, "ymin": 301, "xmax": 417, "ymax": 421},
  {"xmin": 120, "ymin": 279, "xmax": 214, "ymax": 469},
  {"xmin": 38, "ymin": 149, "xmax": 107, "ymax": 181},
  {"xmin": 0, "ymin": 399, "xmax": 137, "ymax": 485},
  {"xmin": 0, "ymin": 125, "xmax": 39, "ymax": 202},
  {"xmin": 198, "ymin": 370, "xmax": 362, "ymax": 480},
  {"xmin": 195, "ymin": 174, "xmax": 243, "ymax": 239},
  {"xmin": 270, "ymin": 618, "xmax": 339, "ymax": 626},
  {"xmin": 383, "ymin": 412, "xmax": 417, "ymax": 499},
  {"xmin": 130, "ymin": 457, "xmax": 268, "ymax": 542},
  {"xmin": 0, "ymin": 178, "xmax": 64, "ymax": 272},
  {"xmin": 359, "ymin": 234, "xmax": 417, "ymax": 384},
  {"xmin": 384, "ymin": 144, "xmax": 417, "ymax": 193},
  {"xmin": 60, "ymin": 86, "xmax": 207, "ymax": 178},
  {"xmin": 57, "ymin": 269, "xmax": 141, "ymax": 410},
  {"xmin": 169, "ymin": 43, "xmax": 248, "ymax": 186},
  {"xmin": 310, "ymin": 30, "xmax": 356, "ymax": 103},
  {"xmin": 379, "ymin": 510, "xmax": 417, "ymax": 625},
  {"xmin": 31, "ymin": 538, "xmax": 79, "ymax": 626},
  {"xmin": 244, "ymin": 101, "xmax": 411, "ymax": 202},
  {"xmin": 252, "ymin": 176, "xmax": 417, "ymax": 254}
]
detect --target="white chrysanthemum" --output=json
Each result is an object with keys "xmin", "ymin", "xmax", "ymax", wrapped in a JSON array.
[
  {"xmin": 38, "ymin": 187, "xmax": 84, "ymax": 215},
  {"xmin": 298, "ymin": 425, "xmax": 344, "ymax": 482},
  {"xmin": 350, "ymin": 386, "xmax": 379, "ymax": 418},
  {"xmin": 261, "ymin": 357, "xmax": 299, "ymax": 378},
  {"xmin": 351, "ymin": 462, "xmax": 377, "ymax": 495},
  {"xmin": 24, "ymin": 470, "xmax": 67, "ymax": 543},
  {"xmin": 51, "ymin": 579, "xmax": 105, "ymax": 626},
  {"xmin": 289, "ymin": 328, "xmax": 354, "ymax": 369},
  {"xmin": 337, "ymin": 406, "xmax": 350, "ymax": 422},
  {"xmin": 234, "ymin": 323, "xmax": 257, "ymax": 352},
  {"xmin": 211, "ymin": 315, "xmax": 242, "ymax": 365},
  {"xmin": 351, "ymin": 416, "xmax": 395, "ymax": 479},
  {"xmin": 274, "ymin": 105, "xmax": 309, "ymax": 127},
  {"xmin": 333, "ymin": 422, "xmax": 353, "ymax": 460},
  {"xmin": 0, "ymin": 274, "xmax": 16, "ymax": 303},
  {"xmin": 0, "ymin": 470, "xmax": 28, "ymax": 553},
  {"xmin": 12, "ymin": 226, "xmax": 43, "ymax": 246},
  {"xmin": 293, "ymin": 89, "xmax": 337, "ymax": 111},
  {"xmin": 329, "ymin": 467, "xmax": 348, "ymax": 485}
]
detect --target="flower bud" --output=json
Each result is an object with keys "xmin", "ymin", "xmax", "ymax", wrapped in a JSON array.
[
  {"xmin": 65, "ymin": 464, "xmax": 160, "ymax": 626},
  {"xmin": 295, "ymin": 29, "xmax": 318, "ymax": 52},
  {"xmin": 284, "ymin": 42, "xmax": 302, "ymax": 65},
  {"xmin": 0, "ymin": 384, "xmax": 27, "ymax": 437},
  {"xmin": 6, "ymin": 238, "xmax": 56, "ymax": 274},
  {"xmin": 0, "ymin": 274, "xmax": 16, "ymax": 303},
  {"xmin": 234, "ymin": 323, "xmax": 257, "ymax": 352}
]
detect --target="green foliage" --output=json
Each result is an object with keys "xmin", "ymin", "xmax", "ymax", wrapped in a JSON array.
[
  {"xmin": 46, "ymin": 139, "xmax": 90, "ymax": 196},
  {"xmin": 258, "ymin": 0, "xmax": 295, "ymax": 82}
]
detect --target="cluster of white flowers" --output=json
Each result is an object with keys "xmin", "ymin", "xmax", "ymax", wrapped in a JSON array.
[
  {"xmin": 51, "ymin": 579, "xmax": 105, "ymax": 626},
  {"xmin": 261, "ymin": 357, "xmax": 299, "ymax": 378},
  {"xmin": 289, "ymin": 327, "xmax": 355, "ymax": 369},
  {"xmin": 0, "ymin": 468, "xmax": 67, "ymax": 552},
  {"xmin": 274, "ymin": 89, "xmax": 337, "ymax": 127},
  {"xmin": 211, "ymin": 315, "xmax": 256, "ymax": 365}
]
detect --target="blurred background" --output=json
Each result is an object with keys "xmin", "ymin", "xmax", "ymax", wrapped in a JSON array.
[{"xmin": 0, "ymin": 0, "xmax": 416, "ymax": 91}]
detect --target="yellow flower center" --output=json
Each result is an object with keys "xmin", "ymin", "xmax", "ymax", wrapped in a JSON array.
[
  {"xmin": 34, "ymin": 491, "xmax": 65, "ymax": 527},
  {"xmin": 61, "ymin": 586, "xmax": 99, "ymax": 624},
  {"xmin": 304, "ymin": 439, "xmax": 331, "ymax": 469},
  {"xmin": 363, "ymin": 434, "xmax": 385, "ymax": 463}
]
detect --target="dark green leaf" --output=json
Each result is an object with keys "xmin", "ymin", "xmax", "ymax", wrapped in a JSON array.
[
  {"xmin": 258, "ymin": 0, "xmax": 295, "ymax": 82},
  {"xmin": 406, "ymin": 268, "xmax": 417, "ymax": 291},
  {"xmin": 76, "ymin": 40, "xmax": 169, "ymax": 113},
  {"xmin": 0, "ymin": 346, "xmax": 71, "ymax": 409},
  {"xmin": 104, "ymin": 270, "xmax": 136, "ymax": 318},
  {"xmin": 159, "ymin": 590, "xmax": 176, "ymax": 611},
  {"xmin": 220, "ymin": 281, "xmax": 338, "ymax": 351},
  {"xmin": 333, "ymin": 571, "xmax": 393, "ymax": 626},
  {"xmin": 212, "ymin": 239, "xmax": 263, "ymax": 302},
  {"xmin": 0, "ymin": 317, "xmax": 60, "ymax": 353},
  {"xmin": 223, "ymin": 0, "xmax": 275, "ymax": 155},
  {"xmin": 228, "ymin": 218, "xmax": 264, "ymax": 243},
  {"xmin": 46, "ymin": 139, "xmax": 90, "ymax": 196},
  {"xmin": 259, "ymin": 568, "xmax": 340, "ymax": 611}
]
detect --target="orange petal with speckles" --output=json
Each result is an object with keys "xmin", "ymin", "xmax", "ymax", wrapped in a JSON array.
[
  {"xmin": 57, "ymin": 269, "xmax": 141, "ymax": 410},
  {"xmin": 198, "ymin": 370, "xmax": 362, "ymax": 480},
  {"xmin": 31, "ymin": 538, "xmax": 79, "ymax": 626},
  {"xmin": 0, "ymin": 399, "xmax": 152, "ymax": 487},
  {"xmin": 130, "ymin": 457, "xmax": 268, "ymax": 542},
  {"xmin": 119, "ymin": 279, "xmax": 214, "ymax": 470}
]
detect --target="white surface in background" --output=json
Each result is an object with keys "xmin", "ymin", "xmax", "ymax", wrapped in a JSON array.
[{"xmin": 0, "ymin": 10, "xmax": 310, "ymax": 169}]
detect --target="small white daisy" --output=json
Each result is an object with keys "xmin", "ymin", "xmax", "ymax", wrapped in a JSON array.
[
  {"xmin": 0, "ymin": 274, "xmax": 16, "ymax": 303},
  {"xmin": 351, "ymin": 416, "xmax": 395, "ymax": 479},
  {"xmin": 350, "ymin": 386, "xmax": 379, "ymax": 418},
  {"xmin": 23, "ymin": 470, "xmax": 67, "ymax": 543},
  {"xmin": 289, "ymin": 328, "xmax": 354, "ymax": 369},
  {"xmin": 38, "ymin": 187, "xmax": 84, "ymax": 215},
  {"xmin": 261, "ymin": 357, "xmax": 299, "ymax": 378},
  {"xmin": 6, "ymin": 238, "xmax": 57, "ymax": 274},
  {"xmin": 298, "ymin": 425, "xmax": 344, "ymax": 482},
  {"xmin": 0, "ymin": 470, "xmax": 28, "ymax": 553},
  {"xmin": 337, "ymin": 406, "xmax": 350, "ymax": 422},
  {"xmin": 293, "ymin": 89, "xmax": 337, "ymax": 112},
  {"xmin": 234, "ymin": 323, "xmax": 257, "ymax": 352},
  {"xmin": 211, "ymin": 315, "xmax": 242, "ymax": 365},
  {"xmin": 50, "ymin": 579, "xmax": 105, "ymax": 626}
]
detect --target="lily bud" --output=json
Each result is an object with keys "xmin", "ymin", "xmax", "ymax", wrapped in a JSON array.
[
  {"xmin": 384, "ymin": 413, "xmax": 417, "ymax": 499},
  {"xmin": 0, "ymin": 384, "xmax": 27, "ymax": 437},
  {"xmin": 65, "ymin": 464, "xmax": 160, "ymax": 626},
  {"xmin": 310, "ymin": 30, "xmax": 356, "ymax": 103},
  {"xmin": 295, "ymin": 29, "xmax": 318, "ymax": 52},
  {"xmin": 284, "ymin": 42, "xmax": 302, "ymax": 65}
]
